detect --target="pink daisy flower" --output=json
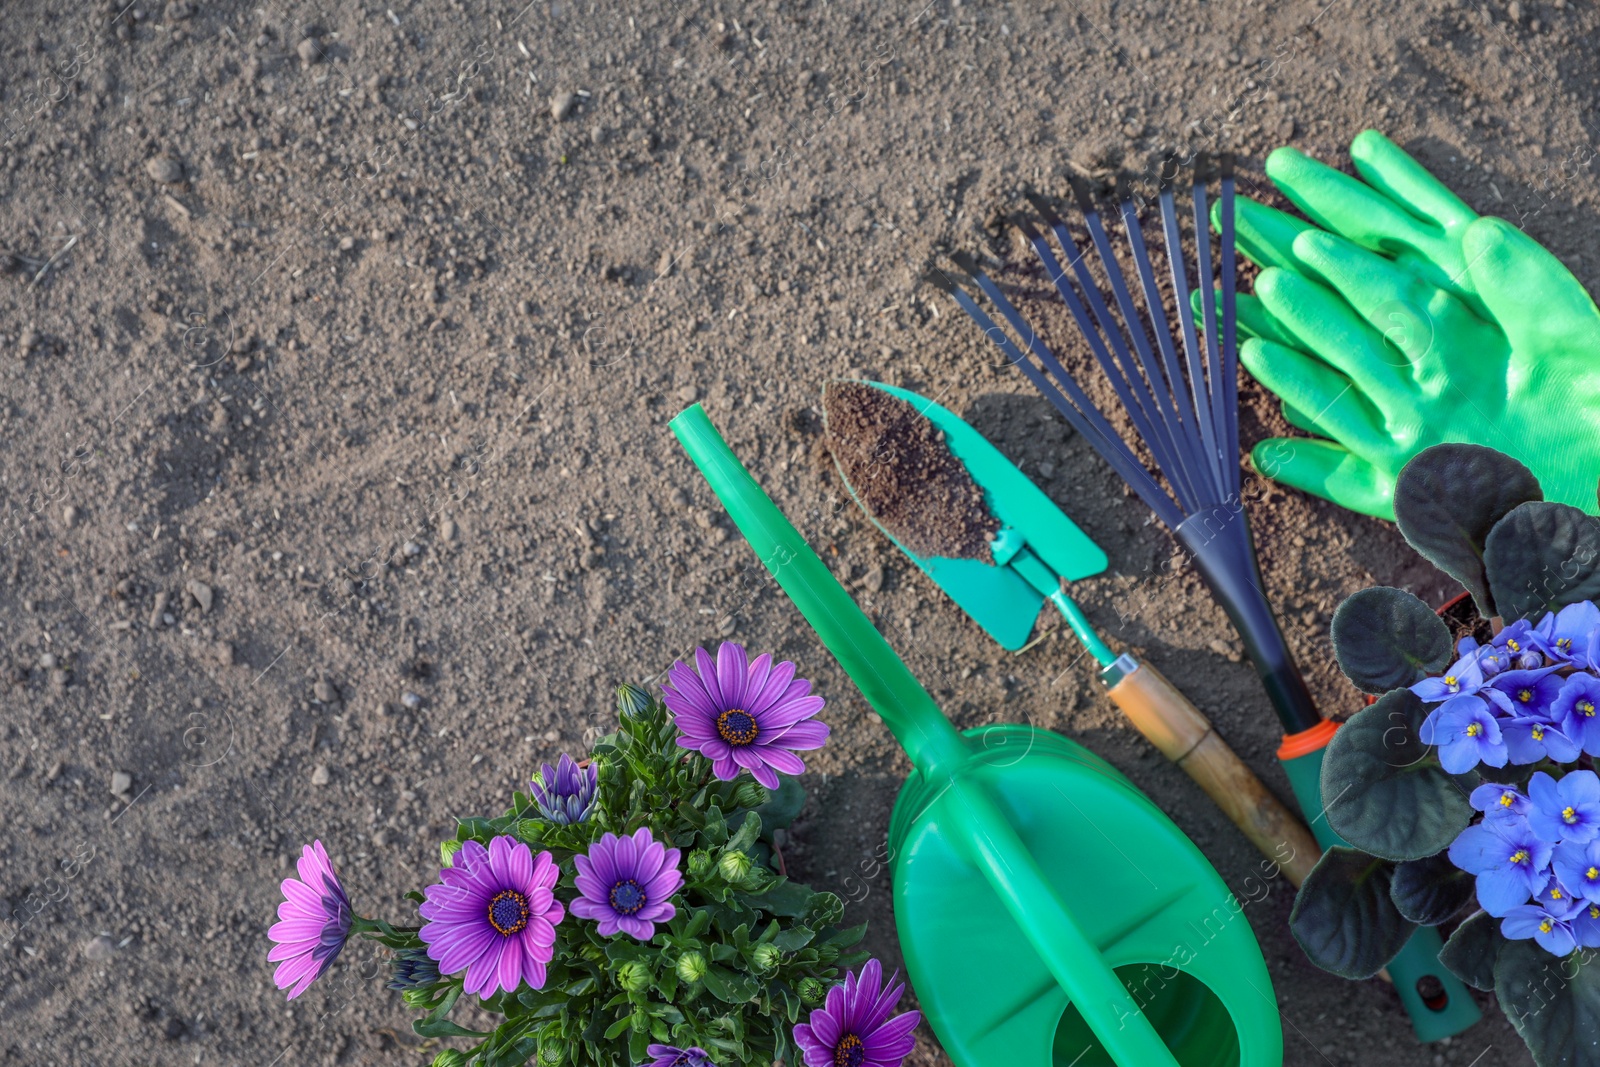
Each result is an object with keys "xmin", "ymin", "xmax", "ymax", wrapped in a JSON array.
[{"xmin": 419, "ymin": 836, "xmax": 564, "ymax": 997}]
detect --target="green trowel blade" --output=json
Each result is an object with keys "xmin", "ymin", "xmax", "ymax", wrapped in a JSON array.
[{"xmin": 826, "ymin": 381, "xmax": 1108, "ymax": 651}]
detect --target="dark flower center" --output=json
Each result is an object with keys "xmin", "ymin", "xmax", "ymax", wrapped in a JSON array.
[
  {"xmin": 834, "ymin": 1033, "xmax": 865, "ymax": 1067},
  {"xmin": 716, "ymin": 708, "xmax": 759, "ymax": 746},
  {"xmin": 487, "ymin": 889, "xmax": 530, "ymax": 936},
  {"xmin": 610, "ymin": 879, "xmax": 647, "ymax": 915}
]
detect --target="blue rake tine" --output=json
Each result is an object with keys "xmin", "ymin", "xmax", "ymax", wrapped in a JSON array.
[
  {"xmin": 1116, "ymin": 187, "xmax": 1211, "ymax": 503},
  {"xmin": 1015, "ymin": 208, "xmax": 1187, "ymax": 496},
  {"xmin": 933, "ymin": 260, "xmax": 1183, "ymax": 527},
  {"xmin": 1069, "ymin": 181, "xmax": 1207, "ymax": 513},
  {"xmin": 1157, "ymin": 161, "xmax": 1225, "ymax": 501},
  {"xmin": 1191, "ymin": 155, "xmax": 1230, "ymax": 498},
  {"xmin": 1219, "ymin": 154, "xmax": 1241, "ymax": 499}
]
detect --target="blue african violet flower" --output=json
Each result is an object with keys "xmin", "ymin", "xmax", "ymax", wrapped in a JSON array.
[
  {"xmin": 1553, "ymin": 839, "xmax": 1600, "ymax": 902},
  {"xmin": 1494, "ymin": 619, "xmax": 1542, "ymax": 663},
  {"xmin": 529, "ymin": 753, "xmax": 599, "ymax": 825},
  {"xmin": 1534, "ymin": 871, "xmax": 1580, "ymax": 909},
  {"xmin": 1554, "ymin": 674, "xmax": 1600, "ymax": 755},
  {"xmin": 1529, "ymin": 770, "xmax": 1600, "ymax": 844},
  {"xmin": 1535, "ymin": 601, "xmax": 1600, "ymax": 667},
  {"xmin": 1471, "ymin": 782, "xmax": 1532, "ymax": 823},
  {"xmin": 1486, "ymin": 666, "xmax": 1564, "ymax": 718},
  {"xmin": 1502, "ymin": 900, "xmax": 1584, "ymax": 955},
  {"xmin": 1576, "ymin": 901, "xmax": 1600, "ymax": 949},
  {"xmin": 1410, "ymin": 651, "xmax": 1487, "ymax": 704},
  {"xmin": 1420, "ymin": 695, "xmax": 1507, "ymax": 773},
  {"xmin": 1449, "ymin": 818, "xmax": 1553, "ymax": 916},
  {"xmin": 1503, "ymin": 714, "xmax": 1581, "ymax": 765},
  {"xmin": 1476, "ymin": 644, "xmax": 1513, "ymax": 678}
]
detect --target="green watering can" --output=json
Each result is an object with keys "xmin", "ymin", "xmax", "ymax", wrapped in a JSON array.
[{"xmin": 672, "ymin": 405, "xmax": 1284, "ymax": 1067}]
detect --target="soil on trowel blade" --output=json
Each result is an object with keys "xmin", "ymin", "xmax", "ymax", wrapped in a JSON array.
[{"xmin": 822, "ymin": 381, "xmax": 999, "ymax": 560}]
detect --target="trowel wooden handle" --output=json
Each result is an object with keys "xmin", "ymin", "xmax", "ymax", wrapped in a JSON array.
[{"xmin": 1105, "ymin": 658, "xmax": 1321, "ymax": 887}]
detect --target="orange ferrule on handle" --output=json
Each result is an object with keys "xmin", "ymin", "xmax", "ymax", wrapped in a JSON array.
[{"xmin": 1277, "ymin": 718, "xmax": 1339, "ymax": 761}]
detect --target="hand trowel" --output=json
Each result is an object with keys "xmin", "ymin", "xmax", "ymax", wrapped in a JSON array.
[{"xmin": 822, "ymin": 379, "xmax": 1320, "ymax": 885}]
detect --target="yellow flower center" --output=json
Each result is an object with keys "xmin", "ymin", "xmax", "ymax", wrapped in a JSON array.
[
  {"xmin": 1466, "ymin": 723, "xmax": 1483, "ymax": 737},
  {"xmin": 1560, "ymin": 638, "xmax": 1573, "ymax": 651},
  {"xmin": 1444, "ymin": 674, "xmax": 1458, "ymax": 687},
  {"xmin": 1518, "ymin": 688, "xmax": 1534, "ymax": 702},
  {"xmin": 1511, "ymin": 849, "xmax": 1530, "ymax": 865},
  {"xmin": 1501, "ymin": 793, "xmax": 1516, "ymax": 807},
  {"xmin": 1588, "ymin": 867, "xmax": 1599, "ymax": 881},
  {"xmin": 1565, "ymin": 806, "xmax": 1580, "ymax": 823},
  {"xmin": 1508, "ymin": 639, "xmax": 1522, "ymax": 652},
  {"xmin": 1533, "ymin": 724, "xmax": 1546, "ymax": 740},
  {"xmin": 1583, "ymin": 700, "xmax": 1596, "ymax": 718},
  {"xmin": 1551, "ymin": 887, "xmax": 1566, "ymax": 899},
  {"xmin": 1540, "ymin": 919, "xmax": 1554, "ymax": 933}
]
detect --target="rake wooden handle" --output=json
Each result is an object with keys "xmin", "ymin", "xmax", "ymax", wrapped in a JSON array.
[{"xmin": 1105, "ymin": 658, "xmax": 1321, "ymax": 887}]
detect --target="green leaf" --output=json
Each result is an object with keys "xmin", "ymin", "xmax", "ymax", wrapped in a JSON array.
[
  {"xmin": 701, "ymin": 965, "xmax": 760, "ymax": 1004},
  {"xmin": 1289, "ymin": 846, "xmax": 1415, "ymax": 979},
  {"xmin": 1321, "ymin": 688, "xmax": 1476, "ymax": 861},
  {"xmin": 1438, "ymin": 910, "xmax": 1505, "ymax": 991},
  {"xmin": 821, "ymin": 921, "xmax": 868, "ymax": 948},
  {"xmin": 1485, "ymin": 501, "xmax": 1600, "ymax": 622},
  {"xmin": 1394, "ymin": 443, "xmax": 1543, "ymax": 617},
  {"xmin": 1496, "ymin": 935, "xmax": 1600, "ymax": 1066},
  {"xmin": 682, "ymin": 907, "xmax": 712, "ymax": 939},
  {"xmin": 1330, "ymin": 587, "xmax": 1453, "ymax": 695},
  {"xmin": 728, "ymin": 811, "xmax": 762, "ymax": 853},
  {"xmin": 772, "ymin": 925, "xmax": 816, "ymax": 953},
  {"xmin": 412, "ymin": 1016, "xmax": 489, "ymax": 1039},
  {"xmin": 704, "ymin": 806, "xmax": 730, "ymax": 846},
  {"xmin": 603, "ymin": 1015, "xmax": 633, "ymax": 1040},
  {"xmin": 746, "ymin": 880, "xmax": 814, "ymax": 918},
  {"xmin": 801, "ymin": 891, "xmax": 845, "ymax": 928},
  {"xmin": 1389, "ymin": 851, "xmax": 1476, "ymax": 926},
  {"xmin": 757, "ymin": 776, "xmax": 806, "ymax": 831}
]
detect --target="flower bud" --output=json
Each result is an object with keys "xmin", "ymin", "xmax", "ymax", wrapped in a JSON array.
[
  {"xmin": 1516, "ymin": 650, "xmax": 1543, "ymax": 671},
  {"xmin": 433, "ymin": 1051, "xmax": 469, "ymax": 1067},
  {"xmin": 615, "ymin": 681, "xmax": 652, "ymax": 718},
  {"xmin": 733, "ymin": 780, "xmax": 769, "ymax": 808},
  {"xmin": 537, "ymin": 1035, "xmax": 567, "ymax": 1067},
  {"xmin": 798, "ymin": 977, "xmax": 828, "ymax": 1006},
  {"xmin": 719, "ymin": 849, "xmax": 753, "ymax": 883},
  {"xmin": 439, "ymin": 839, "xmax": 463, "ymax": 867},
  {"xmin": 616, "ymin": 960, "xmax": 651, "ymax": 992},
  {"xmin": 676, "ymin": 951, "xmax": 708, "ymax": 983},
  {"xmin": 751, "ymin": 943, "xmax": 782, "ymax": 971},
  {"xmin": 687, "ymin": 849, "xmax": 714, "ymax": 878}
]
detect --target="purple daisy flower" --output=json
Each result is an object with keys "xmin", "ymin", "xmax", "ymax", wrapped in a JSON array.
[
  {"xmin": 663, "ymin": 643, "xmax": 830, "ymax": 790},
  {"xmin": 571, "ymin": 827, "xmax": 683, "ymax": 941},
  {"xmin": 530, "ymin": 753, "xmax": 599, "ymax": 825},
  {"xmin": 419, "ymin": 836, "xmax": 564, "ymax": 998},
  {"xmin": 793, "ymin": 959, "xmax": 921, "ymax": 1067},
  {"xmin": 644, "ymin": 1045, "xmax": 716, "ymax": 1067},
  {"xmin": 268, "ymin": 841, "xmax": 354, "ymax": 1000}
]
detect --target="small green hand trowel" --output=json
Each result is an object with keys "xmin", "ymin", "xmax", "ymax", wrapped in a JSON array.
[{"xmin": 825, "ymin": 381, "xmax": 1323, "ymax": 885}]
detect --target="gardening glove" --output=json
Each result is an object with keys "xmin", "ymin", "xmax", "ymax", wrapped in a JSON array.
[{"xmin": 1216, "ymin": 129, "xmax": 1600, "ymax": 520}]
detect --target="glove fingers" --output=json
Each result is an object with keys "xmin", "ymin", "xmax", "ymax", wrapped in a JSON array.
[
  {"xmin": 1254, "ymin": 269, "xmax": 1410, "ymax": 404},
  {"xmin": 1288, "ymin": 229, "xmax": 1440, "ymax": 366},
  {"xmin": 1462, "ymin": 216, "xmax": 1600, "ymax": 350},
  {"xmin": 1249, "ymin": 437, "xmax": 1396, "ymax": 520},
  {"xmin": 1236, "ymin": 291, "xmax": 1303, "ymax": 347},
  {"xmin": 1349, "ymin": 129, "xmax": 1478, "ymax": 231},
  {"xmin": 1265, "ymin": 146, "xmax": 1442, "ymax": 255},
  {"xmin": 1217, "ymin": 196, "xmax": 1316, "ymax": 273},
  {"xmin": 1281, "ymin": 400, "xmax": 1333, "ymax": 436},
  {"xmin": 1240, "ymin": 337, "xmax": 1389, "ymax": 457}
]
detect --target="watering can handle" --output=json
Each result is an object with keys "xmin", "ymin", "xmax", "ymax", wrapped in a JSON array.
[{"xmin": 671, "ymin": 406, "xmax": 1187, "ymax": 1067}]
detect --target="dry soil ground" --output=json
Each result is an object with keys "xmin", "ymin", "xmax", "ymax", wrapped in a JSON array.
[{"xmin": 4, "ymin": 0, "xmax": 1600, "ymax": 1064}]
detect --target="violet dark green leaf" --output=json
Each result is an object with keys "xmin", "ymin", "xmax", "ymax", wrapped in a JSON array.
[
  {"xmin": 1438, "ymin": 910, "xmax": 1504, "ymax": 991},
  {"xmin": 1331, "ymin": 586, "xmax": 1454, "ymax": 694},
  {"xmin": 1289, "ymin": 846, "xmax": 1415, "ymax": 979},
  {"xmin": 1321, "ymin": 688, "xmax": 1477, "ymax": 861},
  {"xmin": 1390, "ymin": 850, "xmax": 1476, "ymax": 926},
  {"xmin": 1394, "ymin": 444, "xmax": 1543, "ymax": 618},
  {"xmin": 1484, "ymin": 501, "xmax": 1600, "ymax": 622},
  {"xmin": 1496, "ymin": 935, "xmax": 1600, "ymax": 1066}
]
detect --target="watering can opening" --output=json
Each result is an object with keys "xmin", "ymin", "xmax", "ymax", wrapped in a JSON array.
[{"xmin": 1051, "ymin": 964, "xmax": 1242, "ymax": 1067}]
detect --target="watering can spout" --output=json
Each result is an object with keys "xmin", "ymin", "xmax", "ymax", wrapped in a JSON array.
[{"xmin": 669, "ymin": 405, "xmax": 970, "ymax": 777}]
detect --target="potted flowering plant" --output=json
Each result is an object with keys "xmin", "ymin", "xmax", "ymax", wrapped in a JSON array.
[
  {"xmin": 1292, "ymin": 443, "xmax": 1600, "ymax": 1065},
  {"xmin": 266, "ymin": 643, "xmax": 922, "ymax": 1067}
]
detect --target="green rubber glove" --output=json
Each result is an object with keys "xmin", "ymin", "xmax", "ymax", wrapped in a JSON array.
[{"xmin": 1218, "ymin": 129, "xmax": 1600, "ymax": 519}]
